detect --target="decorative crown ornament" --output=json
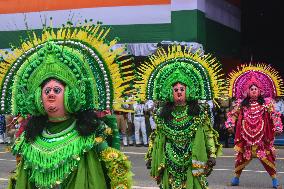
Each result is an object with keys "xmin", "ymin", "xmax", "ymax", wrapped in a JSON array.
[
  {"xmin": 227, "ymin": 63, "xmax": 284, "ymax": 99},
  {"xmin": 134, "ymin": 45, "xmax": 227, "ymax": 104},
  {"xmin": 0, "ymin": 20, "xmax": 134, "ymax": 116}
]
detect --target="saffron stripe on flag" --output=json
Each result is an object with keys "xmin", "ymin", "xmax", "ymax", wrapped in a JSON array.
[
  {"xmin": 0, "ymin": 5, "xmax": 171, "ymax": 31},
  {"xmin": 0, "ymin": 0, "xmax": 170, "ymax": 14}
]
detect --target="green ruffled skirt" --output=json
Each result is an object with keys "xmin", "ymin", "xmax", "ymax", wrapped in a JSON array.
[{"xmin": 9, "ymin": 150, "xmax": 109, "ymax": 189}]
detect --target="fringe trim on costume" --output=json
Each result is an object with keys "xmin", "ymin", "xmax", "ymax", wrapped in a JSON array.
[{"xmin": 12, "ymin": 132, "xmax": 95, "ymax": 189}]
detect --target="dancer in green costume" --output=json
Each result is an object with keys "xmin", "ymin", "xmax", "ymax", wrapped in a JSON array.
[
  {"xmin": 0, "ymin": 21, "xmax": 133, "ymax": 189},
  {"xmin": 135, "ymin": 46, "xmax": 225, "ymax": 189}
]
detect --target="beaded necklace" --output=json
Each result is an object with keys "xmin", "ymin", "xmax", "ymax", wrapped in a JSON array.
[
  {"xmin": 48, "ymin": 115, "xmax": 70, "ymax": 122},
  {"xmin": 12, "ymin": 120, "xmax": 96, "ymax": 188},
  {"xmin": 42, "ymin": 120, "xmax": 76, "ymax": 140},
  {"xmin": 157, "ymin": 105, "xmax": 202, "ymax": 188},
  {"xmin": 242, "ymin": 101, "xmax": 265, "ymax": 145}
]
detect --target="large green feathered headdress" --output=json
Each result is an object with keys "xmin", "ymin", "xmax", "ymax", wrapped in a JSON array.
[
  {"xmin": 0, "ymin": 22, "xmax": 133, "ymax": 116},
  {"xmin": 135, "ymin": 45, "xmax": 227, "ymax": 103}
]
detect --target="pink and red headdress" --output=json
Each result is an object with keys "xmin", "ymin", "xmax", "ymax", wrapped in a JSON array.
[{"xmin": 228, "ymin": 63, "xmax": 284, "ymax": 99}]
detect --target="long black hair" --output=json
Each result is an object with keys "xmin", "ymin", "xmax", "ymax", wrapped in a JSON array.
[
  {"xmin": 25, "ymin": 78, "xmax": 101, "ymax": 142},
  {"xmin": 25, "ymin": 110, "xmax": 101, "ymax": 142},
  {"xmin": 159, "ymin": 100, "xmax": 200, "ymax": 121},
  {"xmin": 241, "ymin": 85, "xmax": 265, "ymax": 108},
  {"xmin": 241, "ymin": 96, "xmax": 265, "ymax": 108},
  {"xmin": 159, "ymin": 82, "xmax": 200, "ymax": 121}
]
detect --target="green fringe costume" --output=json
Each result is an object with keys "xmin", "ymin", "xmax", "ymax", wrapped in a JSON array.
[
  {"xmin": 146, "ymin": 106, "xmax": 222, "ymax": 189},
  {"xmin": 0, "ymin": 21, "xmax": 134, "ymax": 189},
  {"xmin": 9, "ymin": 116, "xmax": 132, "ymax": 189},
  {"xmin": 135, "ymin": 46, "xmax": 225, "ymax": 189}
]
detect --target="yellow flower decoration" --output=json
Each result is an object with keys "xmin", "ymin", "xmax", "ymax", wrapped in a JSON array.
[
  {"xmin": 105, "ymin": 127, "xmax": 113, "ymax": 135},
  {"xmin": 95, "ymin": 137, "xmax": 104, "ymax": 143}
]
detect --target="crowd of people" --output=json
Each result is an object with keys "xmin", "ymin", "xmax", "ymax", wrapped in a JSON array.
[
  {"xmin": 1, "ymin": 96, "xmax": 284, "ymax": 149},
  {"xmin": 113, "ymin": 97, "xmax": 156, "ymax": 147},
  {"xmin": 0, "ymin": 114, "xmax": 21, "ymax": 145},
  {"xmin": 105, "ymin": 95, "xmax": 284, "ymax": 149}
]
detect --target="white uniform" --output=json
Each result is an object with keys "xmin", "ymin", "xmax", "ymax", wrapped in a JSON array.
[
  {"xmin": 133, "ymin": 102, "xmax": 147, "ymax": 145},
  {"xmin": 275, "ymin": 99, "xmax": 284, "ymax": 116},
  {"xmin": 145, "ymin": 100, "xmax": 156, "ymax": 130}
]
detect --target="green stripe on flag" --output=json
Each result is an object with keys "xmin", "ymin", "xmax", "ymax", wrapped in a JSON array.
[
  {"xmin": 0, "ymin": 9, "xmax": 240, "ymax": 57},
  {"xmin": 171, "ymin": 9, "xmax": 206, "ymax": 45},
  {"xmin": 109, "ymin": 24, "xmax": 171, "ymax": 43},
  {"xmin": 0, "ymin": 24, "xmax": 172, "ymax": 49}
]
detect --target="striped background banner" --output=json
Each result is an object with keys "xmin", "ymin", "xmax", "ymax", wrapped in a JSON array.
[
  {"xmin": 0, "ymin": 0, "xmax": 171, "ymax": 31},
  {"xmin": 0, "ymin": 0, "xmax": 170, "ymax": 14},
  {"xmin": 0, "ymin": 0, "xmax": 240, "ymax": 57}
]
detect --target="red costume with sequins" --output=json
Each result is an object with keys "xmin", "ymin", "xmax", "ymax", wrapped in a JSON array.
[{"xmin": 226, "ymin": 98, "xmax": 283, "ymax": 177}]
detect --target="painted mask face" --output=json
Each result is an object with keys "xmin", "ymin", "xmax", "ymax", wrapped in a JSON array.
[
  {"xmin": 42, "ymin": 79, "xmax": 66, "ymax": 118},
  {"xmin": 249, "ymin": 84, "xmax": 260, "ymax": 99},
  {"xmin": 173, "ymin": 82, "xmax": 186, "ymax": 105}
]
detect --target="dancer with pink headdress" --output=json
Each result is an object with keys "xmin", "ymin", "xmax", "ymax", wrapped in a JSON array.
[{"xmin": 225, "ymin": 63, "xmax": 284, "ymax": 188}]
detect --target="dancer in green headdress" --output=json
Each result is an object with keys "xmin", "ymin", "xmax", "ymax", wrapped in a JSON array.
[
  {"xmin": 0, "ymin": 21, "xmax": 133, "ymax": 189},
  {"xmin": 136, "ymin": 46, "xmax": 224, "ymax": 189}
]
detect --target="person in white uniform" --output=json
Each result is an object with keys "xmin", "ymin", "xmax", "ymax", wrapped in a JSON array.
[
  {"xmin": 145, "ymin": 99, "xmax": 156, "ymax": 130},
  {"xmin": 133, "ymin": 100, "xmax": 148, "ymax": 147},
  {"xmin": 275, "ymin": 97, "xmax": 284, "ymax": 116}
]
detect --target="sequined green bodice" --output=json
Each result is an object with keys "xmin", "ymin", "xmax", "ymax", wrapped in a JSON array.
[
  {"xmin": 159, "ymin": 106, "xmax": 197, "ymax": 142},
  {"xmin": 12, "ymin": 118, "xmax": 96, "ymax": 188},
  {"xmin": 158, "ymin": 106, "xmax": 199, "ymax": 188}
]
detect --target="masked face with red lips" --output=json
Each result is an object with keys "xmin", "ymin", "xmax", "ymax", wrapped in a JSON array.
[
  {"xmin": 249, "ymin": 84, "xmax": 260, "ymax": 99},
  {"xmin": 173, "ymin": 82, "xmax": 186, "ymax": 106},
  {"xmin": 41, "ymin": 79, "xmax": 67, "ymax": 120}
]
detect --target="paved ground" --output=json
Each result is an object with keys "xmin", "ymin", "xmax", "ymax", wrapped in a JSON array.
[{"xmin": 1, "ymin": 144, "xmax": 284, "ymax": 189}]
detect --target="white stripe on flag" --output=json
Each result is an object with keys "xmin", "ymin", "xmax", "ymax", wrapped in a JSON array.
[
  {"xmin": 0, "ymin": 5, "xmax": 171, "ymax": 31},
  {"xmin": 171, "ymin": 0, "xmax": 205, "ymax": 12}
]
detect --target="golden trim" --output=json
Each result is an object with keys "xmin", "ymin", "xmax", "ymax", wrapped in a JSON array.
[
  {"xmin": 235, "ymin": 159, "xmax": 251, "ymax": 173},
  {"xmin": 234, "ymin": 145, "xmax": 243, "ymax": 153},
  {"xmin": 261, "ymin": 157, "xmax": 276, "ymax": 171}
]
